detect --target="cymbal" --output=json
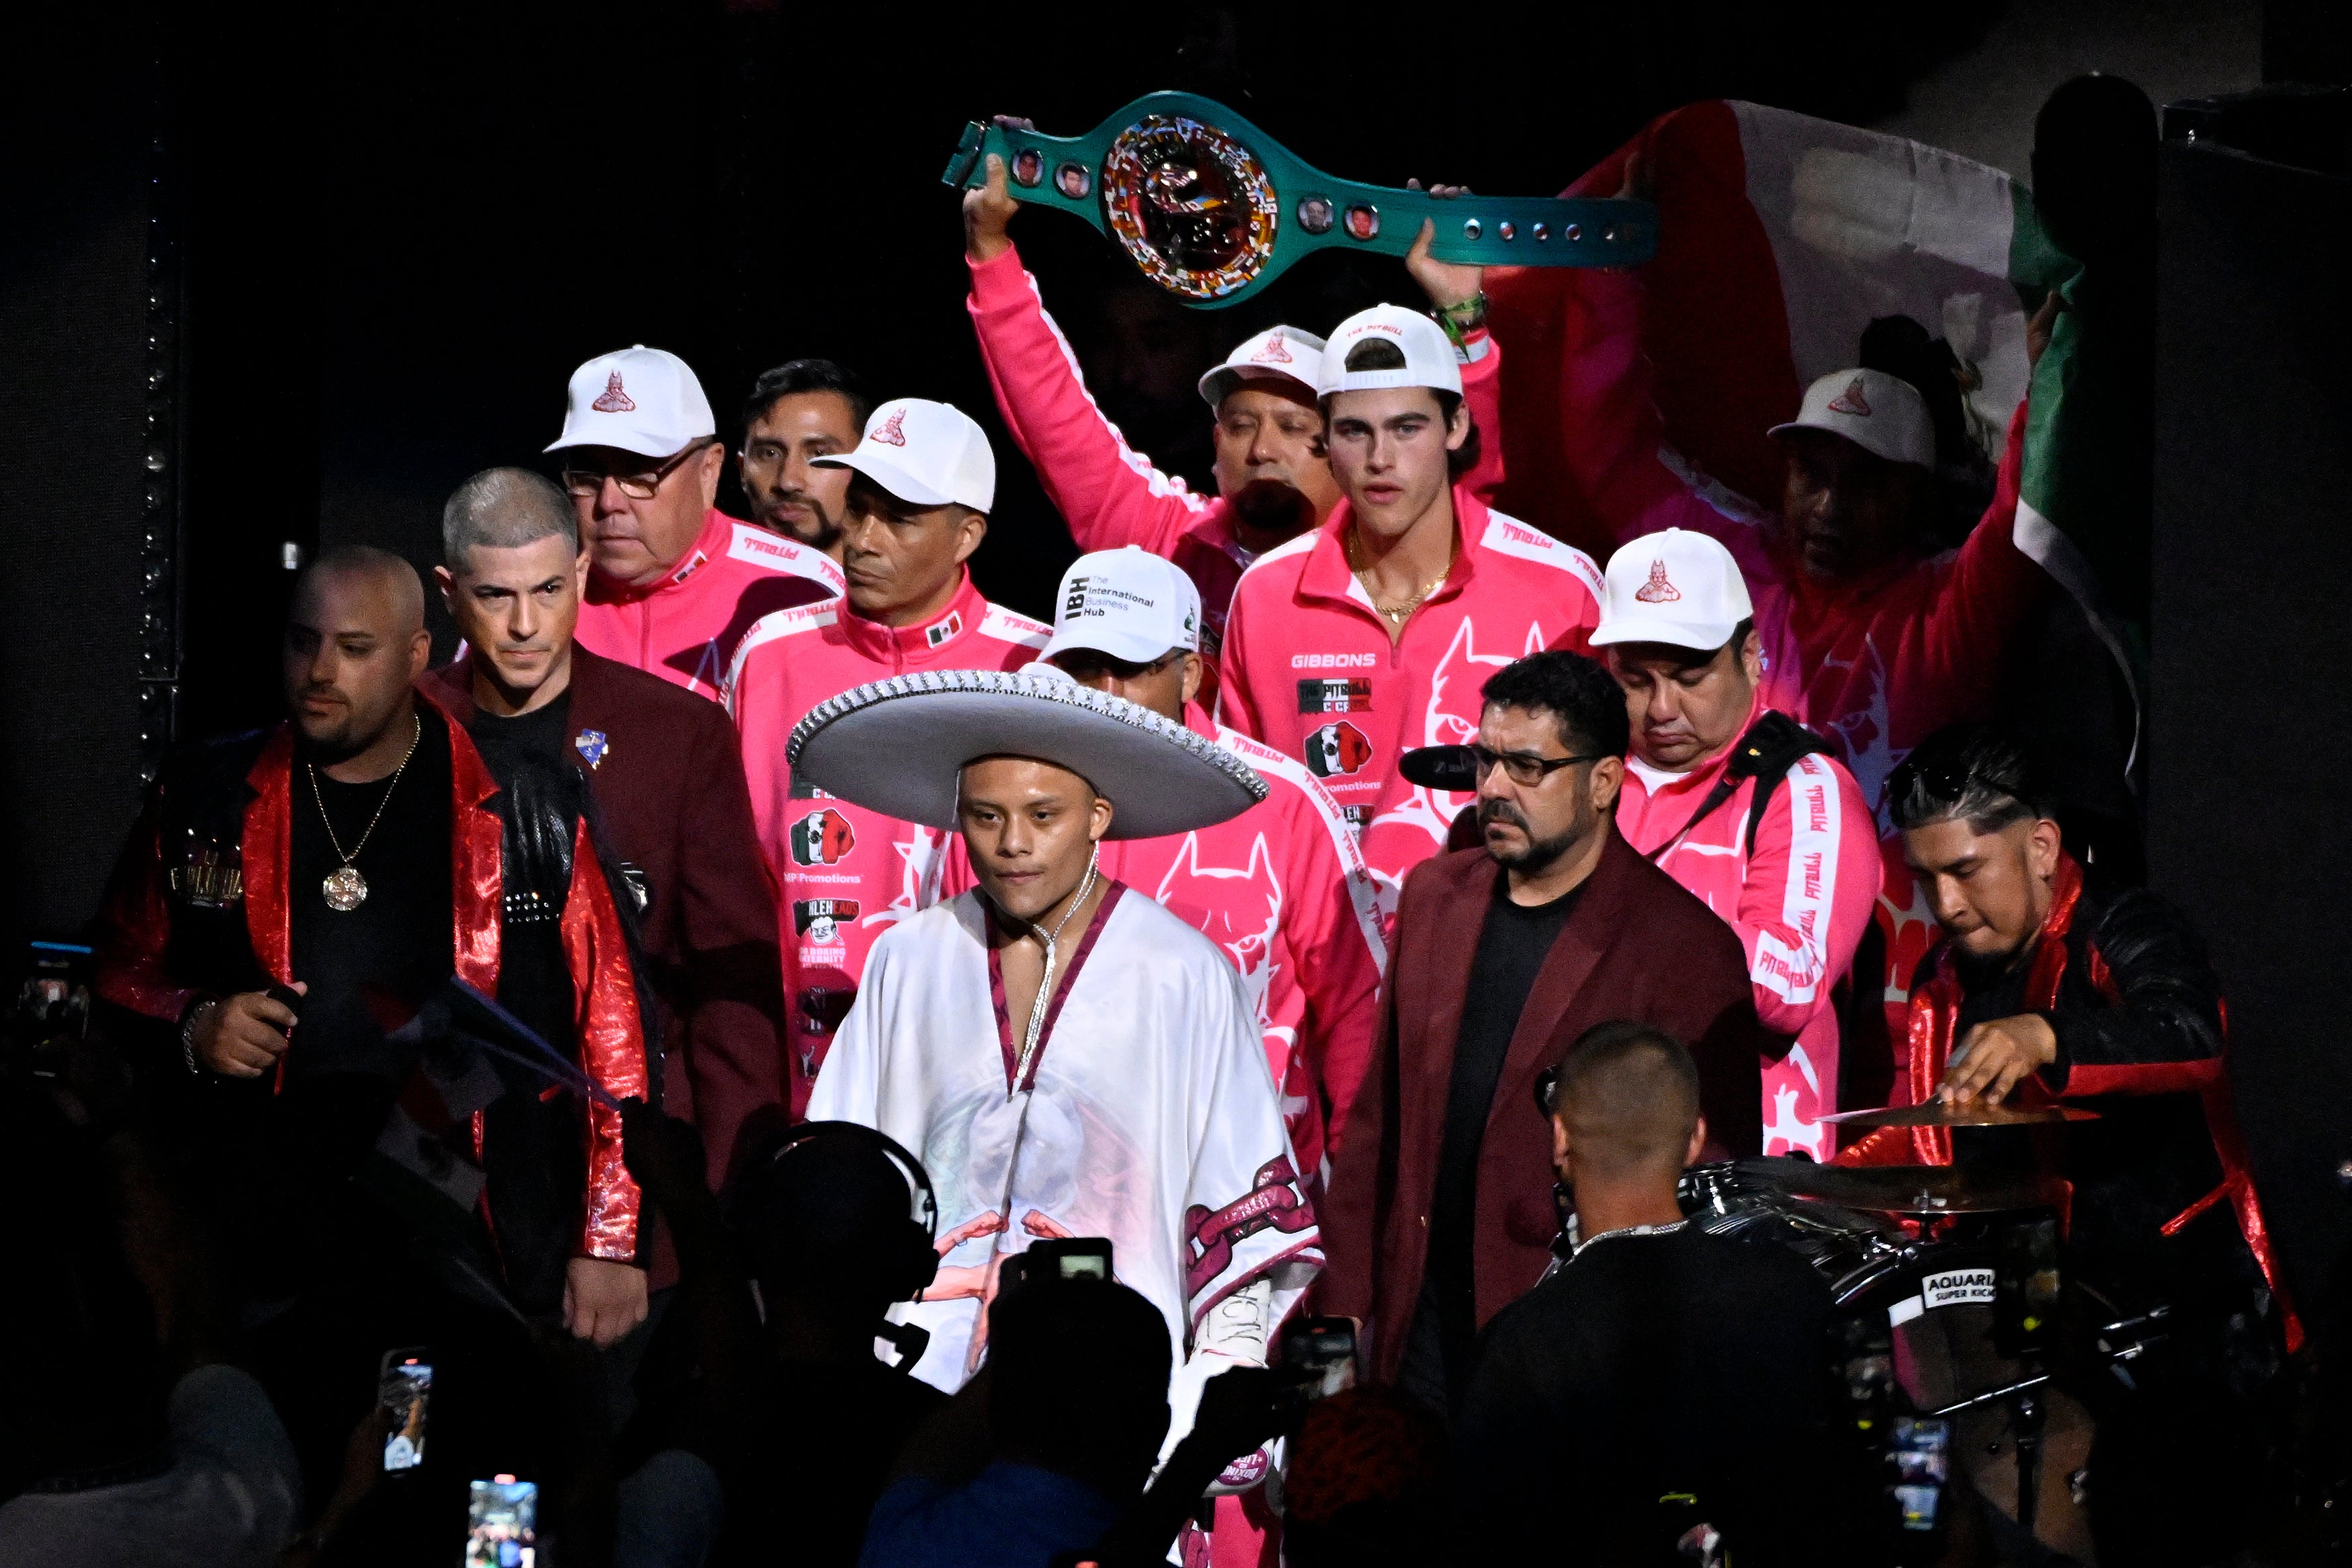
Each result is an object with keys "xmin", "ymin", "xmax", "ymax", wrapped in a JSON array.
[
  {"xmin": 1823, "ymin": 1099, "xmax": 2101, "ymax": 1128},
  {"xmin": 1760, "ymin": 1161, "xmax": 2064, "ymax": 1215}
]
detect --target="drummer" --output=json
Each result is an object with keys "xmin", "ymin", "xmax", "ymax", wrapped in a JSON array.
[{"xmin": 1849, "ymin": 723, "xmax": 2293, "ymax": 1562}]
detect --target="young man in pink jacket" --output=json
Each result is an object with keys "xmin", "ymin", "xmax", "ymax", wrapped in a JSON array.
[
  {"xmin": 551, "ymin": 345, "xmax": 845, "ymax": 700},
  {"xmin": 1594, "ymin": 528, "xmax": 1880, "ymax": 1158},
  {"xmin": 938, "ymin": 547, "xmax": 1387, "ymax": 1181},
  {"xmin": 961, "ymin": 150, "xmax": 1502, "ymax": 708},
  {"xmin": 1218, "ymin": 305, "xmax": 1604, "ymax": 927},
  {"xmin": 726, "ymin": 398, "xmax": 1049, "ymax": 1112}
]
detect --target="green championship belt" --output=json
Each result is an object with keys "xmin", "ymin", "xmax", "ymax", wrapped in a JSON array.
[{"xmin": 944, "ymin": 91, "xmax": 1657, "ymax": 308}]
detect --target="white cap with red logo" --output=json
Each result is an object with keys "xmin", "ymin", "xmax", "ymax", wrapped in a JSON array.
[
  {"xmin": 545, "ymin": 345, "xmax": 717, "ymax": 458},
  {"xmin": 1767, "ymin": 368, "xmax": 1934, "ymax": 469},
  {"xmin": 1589, "ymin": 528, "xmax": 1755, "ymax": 652},
  {"xmin": 1196, "ymin": 326, "xmax": 1328, "ymax": 408},
  {"xmin": 1040, "ymin": 547, "xmax": 1203, "ymax": 666},
  {"xmin": 1317, "ymin": 304, "xmax": 1463, "ymax": 398},
  {"xmin": 811, "ymin": 397, "xmax": 996, "ymax": 512}
]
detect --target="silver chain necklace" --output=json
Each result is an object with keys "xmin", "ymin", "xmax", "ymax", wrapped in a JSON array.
[
  {"xmin": 1004, "ymin": 847, "xmax": 1101, "ymax": 1097},
  {"xmin": 1571, "ymin": 1218, "xmax": 1687, "ymax": 1258},
  {"xmin": 307, "ymin": 714, "xmax": 422, "ymax": 912}
]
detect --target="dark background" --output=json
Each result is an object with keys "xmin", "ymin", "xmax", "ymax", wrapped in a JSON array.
[{"xmin": 11, "ymin": 1, "xmax": 2352, "ymax": 1306}]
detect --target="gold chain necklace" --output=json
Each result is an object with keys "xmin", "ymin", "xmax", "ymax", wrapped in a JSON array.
[
  {"xmin": 307, "ymin": 714, "xmax": 422, "ymax": 912},
  {"xmin": 1346, "ymin": 527, "xmax": 1453, "ymax": 626}
]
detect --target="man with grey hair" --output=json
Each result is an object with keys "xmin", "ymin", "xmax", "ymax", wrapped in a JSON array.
[
  {"xmin": 428, "ymin": 467, "xmax": 789, "ymax": 1220},
  {"xmin": 551, "ymin": 345, "xmax": 844, "ymax": 699}
]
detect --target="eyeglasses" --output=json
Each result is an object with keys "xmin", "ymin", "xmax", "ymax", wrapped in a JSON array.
[
  {"xmin": 1468, "ymin": 744, "xmax": 1604, "ymax": 788},
  {"xmin": 558, "ymin": 439, "xmax": 714, "ymax": 501}
]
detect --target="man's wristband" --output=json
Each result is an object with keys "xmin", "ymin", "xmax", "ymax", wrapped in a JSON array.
[
  {"xmin": 1436, "ymin": 290, "xmax": 1488, "ymax": 350},
  {"xmin": 180, "ymin": 997, "xmax": 218, "ymax": 1075}
]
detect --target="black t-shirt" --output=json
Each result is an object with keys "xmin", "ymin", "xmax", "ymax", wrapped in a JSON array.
[
  {"xmin": 1456, "ymin": 1227, "xmax": 1869, "ymax": 1565},
  {"xmin": 462, "ymin": 690, "xmax": 595, "ymax": 1313},
  {"xmin": 1406, "ymin": 872, "xmax": 1585, "ymax": 1408},
  {"xmin": 464, "ymin": 690, "xmax": 572, "ymax": 776},
  {"xmin": 287, "ymin": 706, "xmax": 455, "ymax": 1084}
]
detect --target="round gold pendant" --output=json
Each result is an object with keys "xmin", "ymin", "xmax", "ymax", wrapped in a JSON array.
[{"xmin": 323, "ymin": 865, "xmax": 368, "ymax": 912}]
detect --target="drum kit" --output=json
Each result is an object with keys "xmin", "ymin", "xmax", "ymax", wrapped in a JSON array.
[{"xmin": 1677, "ymin": 1098, "xmax": 2167, "ymax": 1562}]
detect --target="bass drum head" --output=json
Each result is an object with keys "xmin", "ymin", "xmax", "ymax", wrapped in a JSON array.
[{"xmin": 1677, "ymin": 1161, "xmax": 2096, "ymax": 1557}]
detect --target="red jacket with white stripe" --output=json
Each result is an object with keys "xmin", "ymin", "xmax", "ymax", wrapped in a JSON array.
[
  {"xmin": 1215, "ymin": 491, "xmax": 1602, "ymax": 928},
  {"xmin": 724, "ymin": 571, "xmax": 1050, "ymax": 1112},
  {"xmin": 938, "ymin": 704, "xmax": 1388, "ymax": 1179},
  {"xmin": 1614, "ymin": 698, "xmax": 1881, "ymax": 1158},
  {"xmin": 577, "ymin": 507, "xmax": 845, "ymax": 701},
  {"xmin": 965, "ymin": 244, "xmax": 1507, "ymax": 707}
]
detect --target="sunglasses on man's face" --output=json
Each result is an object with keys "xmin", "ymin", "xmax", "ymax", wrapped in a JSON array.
[
  {"xmin": 1052, "ymin": 650, "xmax": 1180, "ymax": 683},
  {"xmin": 558, "ymin": 439, "xmax": 714, "ymax": 501}
]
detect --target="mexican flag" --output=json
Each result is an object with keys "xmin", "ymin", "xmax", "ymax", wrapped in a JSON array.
[{"xmin": 1487, "ymin": 99, "xmax": 2133, "ymax": 688}]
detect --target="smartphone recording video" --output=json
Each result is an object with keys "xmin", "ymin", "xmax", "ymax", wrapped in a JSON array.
[
  {"xmin": 1279, "ymin": 1316, "xmax": 1359, "ymax": 1402},
  {"xmin": 377, "ymin": 1349, "xmax": 431, "ymax": 1473},
  {"xmin": 465, "ymin": 1475, "xmax": 538, "ymax": 1567},
  {"xmin": 1889, "ymin": 1414, "xmax": 1952, "ymax": 1534},
  {"xmin": 1002, "ymin": 1236, "xmax": 1114, "ymax": 1292}
]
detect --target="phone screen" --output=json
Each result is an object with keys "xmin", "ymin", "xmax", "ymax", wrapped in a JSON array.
[
  {"xmin": 379, "ymin": 1353, "xmax": 432, "ymax": 1473},
  {"xmin": 1015, "ymin": 1237, "xmax": 1113, "ymax": 1286},
  {"xmin": 465, "ymin": 1475, "xmax": 538, "ymax": 1567},
  {"xmin": 1280, "ymin": 1316, "xmax": 1359, "ymax": 1401},
  {"xmin": 1055, "ymin": 1249, "xmax": 1109, "ymax": 1281},
  {"xmin": 1889, "ymin": 1416, "xmax": 1951, "ymax": 1531}
]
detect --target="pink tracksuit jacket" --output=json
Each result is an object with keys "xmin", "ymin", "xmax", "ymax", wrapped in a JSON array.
[
  {"xmin": 1562, "ymin": 268, "xmax": 2049, "ymax": 1061},
  {"xmin": 577, "ymin": 507, "xmax": 845, "ymax": 701},
  {"xmin": 939, "ymin": 703, "xmax": 1388, "ymax": 1180},
  {"xmin": 1615, "ymin": 697, "xmax": 1882, "ymax": 1159},
  {"xmin": 1216, "ymin": 490, "xmax": 1604, "ymax": 924},
  {"xmin": 725, "ymin": 571, "xmax": 1050, "ymax": 1112},
  {"xmin": 964, "ymin": 244, "xmax": 1506, "ymax": 709}
]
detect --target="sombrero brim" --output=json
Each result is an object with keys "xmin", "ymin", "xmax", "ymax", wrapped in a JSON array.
[{"xmin": 785, "ymin": 669, "xmax": 1267, "ymax": 839}]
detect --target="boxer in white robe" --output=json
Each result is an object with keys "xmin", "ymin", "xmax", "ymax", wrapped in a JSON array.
[{"xmin": 789, "ymin": 666, "xmax": 1322, "ymax": 1482}]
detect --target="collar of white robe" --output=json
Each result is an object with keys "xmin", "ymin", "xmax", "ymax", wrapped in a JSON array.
[{"xmin": 999, "ymin": 844, "xmax": 1101, "ymax": 1098}]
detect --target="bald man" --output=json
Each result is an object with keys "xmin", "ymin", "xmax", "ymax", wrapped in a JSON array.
[
  {"xmin": 95, "ymin": 544, "xmax": 654, "ymax": 1355},
  {"xmin": 1455, "ymin": 1023, "xmax": 1867, "ymax": 1563}
]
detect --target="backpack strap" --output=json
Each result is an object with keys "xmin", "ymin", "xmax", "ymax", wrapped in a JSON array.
[
  {"xmin": 1735, "ymin": 711, "xmax": 1831, "ymax": 858},
  {"xmin": 1645, "ymin": 709, "xmax": 1829, "ymax": 863}
]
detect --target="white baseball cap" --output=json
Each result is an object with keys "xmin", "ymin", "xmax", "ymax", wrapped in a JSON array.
[
  {"xmin": 1317, "ymin": 304, "xmax": 1462, "ymax": 398},
  {"xmin": 545, "ymin": 345, "xmax": 716, "ymax": 458},
  {"xmin": 1767, "ymin": 368, "xmax": 1934, "ymax": 469},
  {"xmin": 1040, "ymin": 547, "xmax": 1202, "ymax": 666},
  {"xmin": 1197, "ymin": 326, "xmax": 1327, "ymax": 408},
  {"xmin": 1589, "ymin": 528, "xmax": 1755, "ymax": 652},
  {"xmin": 811, "ymin": 398, "xmax": 996, "ymax": 512}
]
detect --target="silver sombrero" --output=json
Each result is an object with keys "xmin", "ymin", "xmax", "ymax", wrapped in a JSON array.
[{"xmin": 785, "ymin": 666, "xmax": 1267, "ymax": 839}]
